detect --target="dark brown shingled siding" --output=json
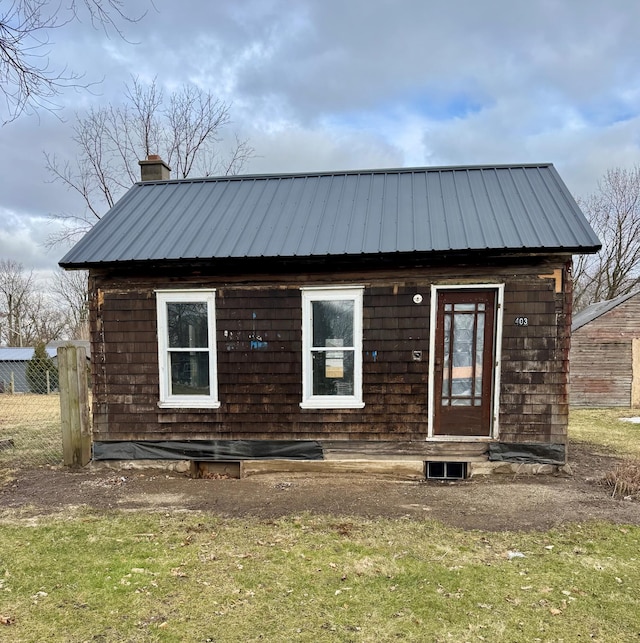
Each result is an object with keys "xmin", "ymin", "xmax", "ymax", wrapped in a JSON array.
[{"xmin": 89, "ymin": 259, "xmax": 570, "ymax": 447}]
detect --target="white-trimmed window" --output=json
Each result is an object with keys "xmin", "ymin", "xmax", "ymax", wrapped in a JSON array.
[
  {"xmin": 156, "ymin": 290, "xmax": 219, "ymax": 408},
  {"xmin": 301, "ymin": 286, "xmax": 364, "ymax": 409}
]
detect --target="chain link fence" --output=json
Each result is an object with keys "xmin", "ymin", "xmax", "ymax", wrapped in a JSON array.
[{"xmin": 0, "ymin": 359, "xmax": 65, "ymax": 468}]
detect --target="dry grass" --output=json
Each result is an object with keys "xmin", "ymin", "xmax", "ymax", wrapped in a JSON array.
[
  {"xmin": 0, "ymin": 394, "xmax": 62, "ymax": 467},
  {"xmin": 569, "ymin": 408, "xmax": 640, "ymax": 457},
  {"xmin": 570, "ymin": 408, "xmax": 640, "ymax": 499},
  {"xmin": 599, "ymin": 459, "xmax": 640, "ymax": 499},
  {"xmin": 0, "ymin": 393, "xmax": 60, "ymax": 425}
]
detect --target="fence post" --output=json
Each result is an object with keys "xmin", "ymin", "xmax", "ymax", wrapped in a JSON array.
[{"xmin": 58, "ymin": 346, "xmax": 91, "ymax": 467}]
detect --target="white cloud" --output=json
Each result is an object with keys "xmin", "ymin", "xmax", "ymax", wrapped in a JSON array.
[
  {"xmin": 245, "ymin": 123, "xmax": 402, "ymax": 174},
  {"xmin": 2, "ymin": 0, "xmax": 640, "ymax": 274},
  {"xmin": 0, "ymin": 209, "xmax": 65, "ymax": 270}
]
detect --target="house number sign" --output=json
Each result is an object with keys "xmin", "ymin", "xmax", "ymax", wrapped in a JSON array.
[{"xmin": 514, "ymin": 317, "xmax": 529, "ymax": 326}]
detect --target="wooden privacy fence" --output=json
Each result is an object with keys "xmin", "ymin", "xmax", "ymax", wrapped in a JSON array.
[{"xmin": 58, "ymin": 346, "xmax": 91, "ymax": 467}]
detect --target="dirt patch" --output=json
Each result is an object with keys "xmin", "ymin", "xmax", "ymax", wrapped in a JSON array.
[{"xmin": 1, "ymin": 441, "xmax": 639, "ymax": 531}]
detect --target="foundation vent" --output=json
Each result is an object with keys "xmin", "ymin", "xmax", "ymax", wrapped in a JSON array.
[{"xmin": 426, "ymin": 461, "xmax": 467, "ymax": 480}]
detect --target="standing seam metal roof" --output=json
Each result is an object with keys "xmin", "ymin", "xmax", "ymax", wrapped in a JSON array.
[
  {"xmin": 59, "ymin": 164, "xmax": 601, "ymax": 267},
  {"xmin": 0, "ymin": 347, "xmax": 56, "ymax": 360}
]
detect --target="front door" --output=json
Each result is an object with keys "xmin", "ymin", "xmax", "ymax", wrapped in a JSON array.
[{"xmin": 433, "ymin": 288, "xmax": 497, "ymax": 436}]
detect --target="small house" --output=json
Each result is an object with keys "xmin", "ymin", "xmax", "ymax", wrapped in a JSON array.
[
  {"xmin": 571, "ymin": 289, "xmax": 640, "ymax": 408},
  {"xmin": 59, "ymin": 161, "xmax": 600, "ymax": 476}
]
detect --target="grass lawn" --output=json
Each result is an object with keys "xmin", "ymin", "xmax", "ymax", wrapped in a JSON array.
[
  {"xmin": 570, "ymin": 408, "xmax": 640, "ymax": 457},
  {"xmin": 0, "ymin": 393, "xmax": 62, "ymax": 466},
  {"xmin": 0, "ymin": 512, "xmax": 639, "ymax": 642},
  {"xmin": 0, "ymin": 408, "xmax": 638, "ymax": 641}
]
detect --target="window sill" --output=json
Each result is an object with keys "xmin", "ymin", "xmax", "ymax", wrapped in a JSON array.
[
  {"xmin": 300, "ymin": 400, "xmax": 365, "ymax": 410},
  {"xmin": 426, "ymin": 435, "xmax": 495, "ymax": 442},
  {"xmin": 157, "ymin": 400, "xmax": 221, "ymax": 410}
]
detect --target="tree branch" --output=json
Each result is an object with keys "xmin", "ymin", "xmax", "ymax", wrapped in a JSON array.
[{"xmin": 0, "ymin": 0, "xmax": 148, "ymax": 123}]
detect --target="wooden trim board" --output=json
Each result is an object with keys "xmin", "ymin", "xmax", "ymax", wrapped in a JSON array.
[
  {"xmin": 632, "ymin": 338, "xmax": 640, "ymax": 408},
  {"xmin": 240, "ymin": 459, "xmax": 426, "ymax": 479}
]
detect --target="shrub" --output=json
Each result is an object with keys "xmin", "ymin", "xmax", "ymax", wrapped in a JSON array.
[{"xmin": 26, "ymin": 343, "xmax": 59, "ymax": 394}]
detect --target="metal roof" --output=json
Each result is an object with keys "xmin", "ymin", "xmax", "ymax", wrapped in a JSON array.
[
  {"xmin": 60, "ymin": 163, "xmax": 601, "ymax": 268},
  {"xmin": 0, "ymin": 347, "xmax": 56, "ymax": 361},
  {"xmin": 572, "ymin": 288, "xmax": 640, "ymax": 331}
]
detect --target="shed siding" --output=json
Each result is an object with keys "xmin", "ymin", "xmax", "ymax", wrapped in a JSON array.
[
  {"xmin": 0, "ymin": 362, "xmax": 28, "ymax": 393},
  {"xmin": 89, "ymin": 259, "xmax": 570, "ymax": 449},
  {"xmin": 570, "ymin": 293, "xmax": 640, "ymax": 407}
]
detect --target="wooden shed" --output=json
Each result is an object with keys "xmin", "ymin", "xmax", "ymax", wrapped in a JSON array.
[
  {"xmin": 570, "ymin": 289, "xmax": 640, "ymax": 408},
  {"xmin": 0, "ymin": 342, "xmax": 89, "ymax": 394},
  {"xmin": 59, "ymin": 162, "xmax": 600, "ymax": 476},
  {"xmin": 0, "ymin": 347, "xmax": 57, "ymax": 393}
]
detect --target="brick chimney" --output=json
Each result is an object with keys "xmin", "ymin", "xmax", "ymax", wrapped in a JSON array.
[{"xmin": 138, "ymin": 154, "xmax": 171, "ymax": 182}]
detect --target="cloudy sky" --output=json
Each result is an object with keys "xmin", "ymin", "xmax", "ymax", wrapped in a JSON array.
[{"xmin": 2, "ymin": 0, "xmax": 640, "ymax": 280}]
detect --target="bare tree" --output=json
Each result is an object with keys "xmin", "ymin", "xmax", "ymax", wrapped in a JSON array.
[
  {"xmin": 574, "ymin": 167, "xmax": 640, "ymax": 311},
  {"xmin": 45, "ymin": 76, "xmax": 253, "ymax": 244},
  {"xmin": 51, "ymin": 269, "xmax": 90, "ymax": 340},
  {"xmin": 0, "ymin": 259, "xmax": 35, "ymax": 346},
  {"xmin": 20, "ymin": 290, "xmax": 68, "ymax": 345},
  {"xmin": 0, "ymin": 0, "xmax": 146, "ymax": 124},
  {"xmin": 0, "ymin": 261, "xmax": 89, "ymax": 345}
]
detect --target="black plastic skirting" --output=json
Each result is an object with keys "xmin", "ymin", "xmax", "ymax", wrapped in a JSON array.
[{"xmin": 93, "ymin": 439, "xmax": 324, "ymax": 461}]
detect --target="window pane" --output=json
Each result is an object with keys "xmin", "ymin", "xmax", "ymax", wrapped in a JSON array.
[
  {"xmin": 312, "ymin": 300, "xmax": 354, "ymax": 347},
  {"xmin": 167, "ymin": 302, "xmax": 209, "ymax": 348},
  {"xmin": 474, "ymin": 312, "xmax": 485, "ymax": 396},
  {"xmin": 443, "ymin": 313, "xmax": 451, "ymax": 397},
  {"xmin": 312, "ymin": 350, "xmax": 354, "ymax": 396},
  {"xmin": 170, "ymin": 352, "xmax": 210, "ymax": 395},
  {"xmin": 451, "ymin": 377, "xmax": 472, "ymax": 396},
  {"xmin": 452, "ymin": 314, "xmax": 474, "ymax": 367},
  {"xmin": 444, "ymin": 309, "xmax": 477, "ymax": 406}
]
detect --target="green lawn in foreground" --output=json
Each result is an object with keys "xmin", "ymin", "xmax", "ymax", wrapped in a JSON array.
[
  {"xmin": 570, "ymin": 408, "xmax": 640, "ymax": 457},
  {"xmin": 0, "ymin": 512, "xmax": 638, "ymax": 642},
  {"xmin": 0, "ymin": 408, "xmax": 638, "ymax": 641}
]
